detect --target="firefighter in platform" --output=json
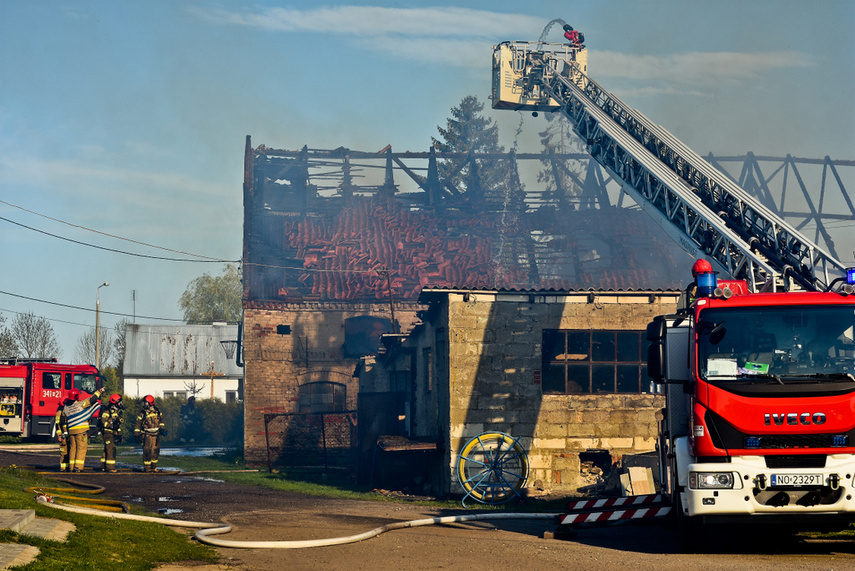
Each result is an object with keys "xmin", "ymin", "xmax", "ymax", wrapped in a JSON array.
[
  {"xmin": 60, "ymin": 387, "xmax": 106, "ymax": 473},
  {"xmin": 100, "ymin": 393, "xmax": 124, "ymax": 472},
  {"xmin": 134, "ymin": 395, "xmax": 165, "ymax": 472},
  {"xmin": 54, "ymin": 402, "xmax": 70, "ymax": 472}
]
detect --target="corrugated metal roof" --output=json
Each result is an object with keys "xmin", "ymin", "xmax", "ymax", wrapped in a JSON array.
[{"xmin": 124, "ymin": 323, "xmax": 242, "ymax": 378}]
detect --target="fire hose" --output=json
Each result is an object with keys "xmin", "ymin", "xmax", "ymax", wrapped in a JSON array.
[{"xmin": 31, "ymin": 480, "xmax": 560, "ymax": 549}]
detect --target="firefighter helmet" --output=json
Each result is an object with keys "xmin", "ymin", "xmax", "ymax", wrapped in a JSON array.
[
  {"xmin": 143, "ymin": 395, "xmax": 155, "ymax": 406},
  {"xmin": 67, "ymin": 389, "xmax": 80, "ymax": 401},
  {"xmin": 109, "ymin": 393, "xmax": 122, "ymax": 404},
  {"xmin": 691, "ymin": 259, "xmax": 713, "ymax": 277}
]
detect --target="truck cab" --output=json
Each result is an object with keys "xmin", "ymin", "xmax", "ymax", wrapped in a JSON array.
[
  {"xmin": 649, "ymin": 264, "xmax": 855, "ymax": 527},
  {"xmin": 0, "ymin": 359, "xmax": 104, "ymax": 439}
]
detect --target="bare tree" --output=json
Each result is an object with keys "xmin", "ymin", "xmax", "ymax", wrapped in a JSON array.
[
  {"xmin": 0, "ymin": 314, "xmax": 17, "ymax": 357},
  {"xmin": 11, "ymin": 312, "xmax": 61, "ymax": 360},
  {"xmin": 183, "ymin": 379, "xmax": 205, "ymax": 398},
  {"xmin": 112, "ymin": 318, "xmax": 130, "ymax": 374},
  {"xmin": 75, "ymin": 327, "xmax": 114, "ymax": 366}
]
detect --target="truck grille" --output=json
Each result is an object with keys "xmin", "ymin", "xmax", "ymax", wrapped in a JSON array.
[
  {"xmin": 746, "ymin": 434, "xmax": 848, "ymax": 449},
  {"xmin": 764, "ymin": 455, "xmax": 826, "ymax": 469}
]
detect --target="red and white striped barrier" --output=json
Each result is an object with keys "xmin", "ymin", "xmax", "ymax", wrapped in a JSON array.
[
  {"xmin": 558, "ymin": 505, "xmax": 672, "ymax": 526},
  {"xmin": 565, "ymin": 494, "xmax": 663, "ymax": 512}
]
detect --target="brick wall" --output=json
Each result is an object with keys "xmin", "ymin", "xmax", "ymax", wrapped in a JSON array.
[{"xmin": 242, "ymin": 302, "xmax": 420, "ymax": 463}]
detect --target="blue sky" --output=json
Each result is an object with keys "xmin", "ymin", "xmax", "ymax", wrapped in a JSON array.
[{"xmin": 1, "ymin": 1, "xmax": 853, "ymax": 361}]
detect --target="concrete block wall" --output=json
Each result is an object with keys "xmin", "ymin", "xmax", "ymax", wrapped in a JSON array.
[{"xmin": 443, "ymin": 291, "xmax": 678, "ymax": 494}]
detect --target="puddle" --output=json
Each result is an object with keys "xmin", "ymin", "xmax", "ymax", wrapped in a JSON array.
[
  {"xmin": 157, "ymin": 508, "xmax": 184, "ymax": 515},
  {"xmin": 119, "ymin": 446, "xmax": 235, "ymax": 458}
]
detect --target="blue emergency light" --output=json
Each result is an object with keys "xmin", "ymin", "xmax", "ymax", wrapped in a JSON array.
[
  {"xmin": 847, "ymin": 268, "xmax": 855, "ymax": 285},
  {"xmin": 744, "ymin": 437, "xmax": 761, "ymax": 449},
  {"xmin": 832, "ymin": 435, "xmax": 848, "ymax": 447},
  {"xmin": 697, "ymin": 272, "xmax": 718, "ymax": 297}
]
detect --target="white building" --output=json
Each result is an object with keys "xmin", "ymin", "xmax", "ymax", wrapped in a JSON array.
[{"xmin": 123, "ymin": 323, "xmax": 243, "ymax": 402}]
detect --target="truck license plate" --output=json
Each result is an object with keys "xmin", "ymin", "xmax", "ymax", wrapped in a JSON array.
[{"xmin": 770, "ymin": 473, "xmax": 823, "ymax": 487}]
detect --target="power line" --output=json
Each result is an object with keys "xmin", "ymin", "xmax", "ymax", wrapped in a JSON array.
[
  {"xmin": 0, "ymin": 307, "xmax": 95, "ymax": 330},
  {"xmin": 0, "ymin": 289, "xmax": 184, "ymax": 323},
  {"xmin": 0, "ymin": 215, "xmax": 238, "ymax": 263},
  {"xmin": 0, "ymin": 198, "xmax": 237, "ymax": 262}
]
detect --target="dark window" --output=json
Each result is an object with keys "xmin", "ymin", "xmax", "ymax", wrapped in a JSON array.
[
  {"xmin": 297, "ymin": 381, "xmax": 347, "ymax": 413},
  {"xmin": 42, "ymin": 373, "xmax": 61, "ymax": 390},
  {"xmin": 423, "ymin": 348, "xmax": 433, "ymax": 393},
  {"xmin": 73, "ymin": 373, "xmax": 99, "ymax": 394},
  {"xmin": 394, "ymin": 371, "xmax": 410, "ymax": 393},
  {"xmin": 542, "ymin": 330, "xmax": 646, "ymax": 394}
]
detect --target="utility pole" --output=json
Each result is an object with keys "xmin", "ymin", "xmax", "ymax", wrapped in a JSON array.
[
  {"xmin": 96, "ymin": 282, "xmax": 109, "ymax": 369},
  {"xmin": 377, "ymin": 267, "xmax": 397, "ymax": 333}
]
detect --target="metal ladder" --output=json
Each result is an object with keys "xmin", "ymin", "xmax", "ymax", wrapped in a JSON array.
[{"xmin": 516, "ymin": 47, "xmax": 846, "ymax": 292}]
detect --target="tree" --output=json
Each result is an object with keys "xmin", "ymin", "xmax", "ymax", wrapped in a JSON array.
[
  {"xmin": 0, "ymin": 314, "xmax": 16, "ymax": 357},
  {"xmin": 179, "ymin": 264, "xmax": 242, "ymax": 324},
  {"xmin": 10, "ymin": 312, "xmax": 61, "ymax": 359},
  {"xmin": 112, "ymin": 318, "xmax": 130, "ymax": 376},
  {"xmin": 74, "ymin": 327, "xmax": 113, "ymax": 367},
  {"xmin": 100, "ymin": 365, "xmax": 121, "ymax": 398},
  {"xmin": 432, "ymin": 95, "xmax": 518, "ymax": 207},
  {"xmin": 536, "ymin": 113, "xmax": 587, "ymax": 208}
]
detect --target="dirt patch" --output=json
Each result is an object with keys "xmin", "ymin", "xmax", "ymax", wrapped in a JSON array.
[{"xmin": 3, "ymin": 448, "xmax": 855, "ymax": 571}]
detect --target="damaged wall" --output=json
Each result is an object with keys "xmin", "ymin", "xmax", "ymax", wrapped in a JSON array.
[
  {"xmin": 241, "ymin": 138, "xmax": 689, "ymax": 468},
  {"xmin": 360, "ymin": 289, "xmax": 681, "ymax": 496}
]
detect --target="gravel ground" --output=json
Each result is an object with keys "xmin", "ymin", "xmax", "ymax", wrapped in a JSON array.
[{"xmin": 3, "ymin": 447, "xmax": 855, "ymax": 571}]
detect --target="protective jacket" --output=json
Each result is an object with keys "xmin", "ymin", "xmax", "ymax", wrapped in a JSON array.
[
  {"xmin": 62, "ymin": 392, "xmax": 102, "ymax": 434},
  {"xmin": 134, "ymin": 406, "xmax": 165, "ymax": 438},
  {"xmin": 100, "ymin": 405, "xmax": 123, "ymax": 440}
]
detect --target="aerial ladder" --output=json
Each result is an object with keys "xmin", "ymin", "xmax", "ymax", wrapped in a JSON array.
[{"xmin": 492, "ymin": 27, "xmax": 847, "ymax": 293}]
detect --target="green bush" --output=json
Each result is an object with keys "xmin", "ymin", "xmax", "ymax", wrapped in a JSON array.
[{"xmin": 121, "ymin": 396, "xmax": 243, "ymax": 447}]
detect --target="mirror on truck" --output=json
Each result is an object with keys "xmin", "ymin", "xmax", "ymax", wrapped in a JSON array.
[
  {"xmin": 646, "ymin": 314, "xmax": 692, "ymax": 387},
  {"xmin": 646, "ymin": 317, "xmax": 666, "ymax": 383}
]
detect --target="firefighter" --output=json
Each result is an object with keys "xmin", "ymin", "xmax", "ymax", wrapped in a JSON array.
[
  {"xmin": 60, "ymin": 387, "xmax": 105, "ymax": 473},
  {"xmin": 54, "ymin": 401, "xmax": 70, "ymax": 472},
  {"xmin": 180, "ymin": 395, "xmax": 201, "ymax": 444},
  {"xmin": 687, "ymin": 258, "xmax": 713, "ymax": 305},
  {"xmin": 134, "ymin": 395, "xmax": 165, "ymax": 473},
  {"xmin": 100, "ymin": 393, "xmax": 124, "ymax": 472}
]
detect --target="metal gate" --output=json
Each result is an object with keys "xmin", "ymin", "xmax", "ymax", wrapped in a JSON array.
[{"xmin": 263, "ymin": 411, "xmax": 357, "ymax": 473}]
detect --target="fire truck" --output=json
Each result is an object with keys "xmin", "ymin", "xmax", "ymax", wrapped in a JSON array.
[
  {"xmin": 647, "ymin": 267, "xmax": 855, "ymax": 527},
  {"xmin": 0, "ymin": 359, "xmax": 104, "ymax": 440},
  {"xmin": 492, "ymin": 23, "xmax": 855, "ymax": 528}
]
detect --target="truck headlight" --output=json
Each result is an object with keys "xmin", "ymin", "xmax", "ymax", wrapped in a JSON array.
[{"xmin": 689, "ymin": 471, "xmax": 735, "ymax": 489}]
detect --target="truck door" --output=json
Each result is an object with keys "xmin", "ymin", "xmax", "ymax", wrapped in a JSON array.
[{"xmin": 31, "ymin": 371, "xmax": 63, "ymax": 437}]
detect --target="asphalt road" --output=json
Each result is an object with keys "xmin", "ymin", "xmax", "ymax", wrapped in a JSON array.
[{"xmin": 3, "ymin": 447, "xmax": 855, "ymax": 571}]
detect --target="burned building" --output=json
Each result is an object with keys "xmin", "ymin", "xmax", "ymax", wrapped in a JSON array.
[
  {"xmin": 240, "ymin": 136, "xmax": 692, "ymax": 466},
  {"xmin": 357, "ymin": 287, "xmax": 681, "ymax": 496}
]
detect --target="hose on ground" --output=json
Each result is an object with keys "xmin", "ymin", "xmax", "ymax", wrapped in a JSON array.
[
  {"xmin": 35, "ymin": 493, "xmax": 560, "ymax": 549},
  {"xmin": 27, "ymin": 478, "xmax": 129, "ymax": 513}
]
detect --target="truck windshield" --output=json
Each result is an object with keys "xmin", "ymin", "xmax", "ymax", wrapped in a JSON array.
[
  {"xmin": 697, "ymin": 305, "xmax": 855, "ymax": 381},
  {"xmin": 73, "ymin": 373, "xmax": 100, "ymax": 394}
]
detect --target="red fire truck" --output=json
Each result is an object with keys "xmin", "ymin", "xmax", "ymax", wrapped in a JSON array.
[
  {"xmin": 0, "ymin": 359, "xmax": 104, "ymax": 440},
  {"xmin": 648, "ymin": 266, "xmax": 855, "ymax": 527}
]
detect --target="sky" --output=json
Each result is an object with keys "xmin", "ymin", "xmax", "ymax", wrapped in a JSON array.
[{"xmin": 1, "ymin": 0, "xmax": 853, "ymax": 362}]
